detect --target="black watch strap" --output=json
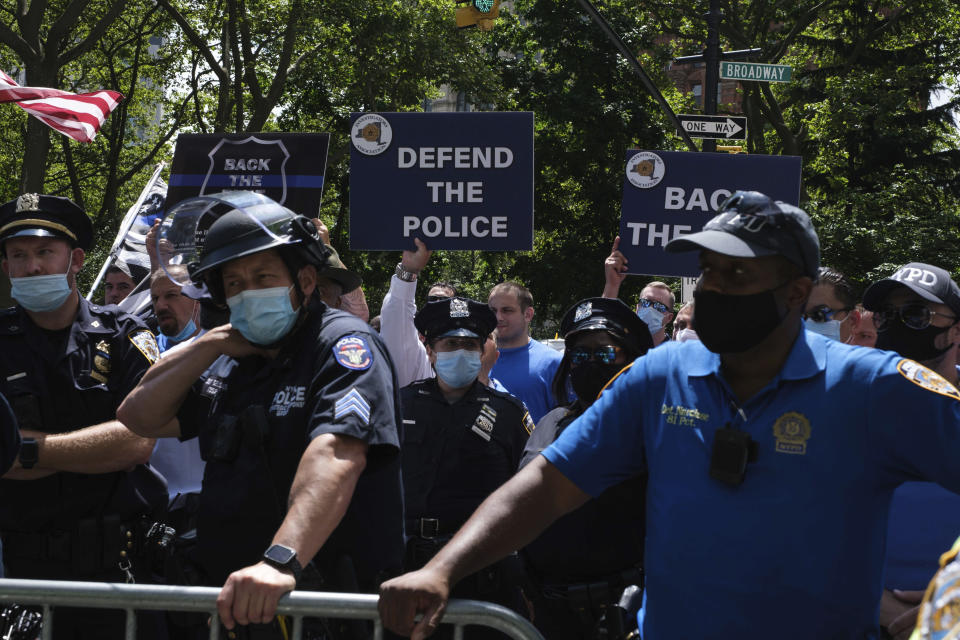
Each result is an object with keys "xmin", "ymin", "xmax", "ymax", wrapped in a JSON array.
[
  {"xmin": 263, "ymin": 544, "xmax": 302, "ymax": 582},
  {"xmin": 19, "ymin": 437, "xmax": 38, "ymax": 470}
]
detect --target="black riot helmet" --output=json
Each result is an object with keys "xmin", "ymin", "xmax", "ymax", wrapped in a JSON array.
[{"xmin": 157, "ymin": 191, "xmax": 331, "ymax": 305}]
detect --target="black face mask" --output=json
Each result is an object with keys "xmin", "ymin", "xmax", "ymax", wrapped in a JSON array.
[
  {"xmin": 876, "ymin": 318, "xmax": 952, "ymax": 363},
  {"xmin": 570, "ymin": 361, "xmax": 622, "ymax": 405},
  {"xmin": 693, "ymin": 287, "xmax": 786, "ymax": 354}
]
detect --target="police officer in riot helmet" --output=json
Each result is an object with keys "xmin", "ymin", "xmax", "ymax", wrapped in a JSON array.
[
  {"xmin": 519, "ymin": 297, "xmax": 652, "ymax": 640},
  {"xmin": 0, "ymin": 194, "xmax": 167, "ymax": 638},
  {"xmin": 400, "ymin": 296, "xmax": 534, "ymax": 638},
  {"xmin": 119, "ymin": 191, "xmax": 404, "ymax": 639}
]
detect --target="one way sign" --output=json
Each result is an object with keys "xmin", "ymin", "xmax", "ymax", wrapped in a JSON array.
[{"xmin": 677, "ymin": 114, "xmax": 747, "ymax": 140}]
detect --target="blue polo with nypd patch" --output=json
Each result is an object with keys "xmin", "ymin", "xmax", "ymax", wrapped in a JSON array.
[{"xmin": 543, "ymin": 329, "xmax": 960, "ymax": 640}]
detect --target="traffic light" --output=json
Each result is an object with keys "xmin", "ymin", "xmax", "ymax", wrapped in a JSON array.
[{"xmin": 455, "ymin": 0, "xmax": 500, "ymax": 31}]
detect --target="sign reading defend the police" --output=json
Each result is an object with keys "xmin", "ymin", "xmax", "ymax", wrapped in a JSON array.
[
  {"xmin": 166, "ymin": 132, "xmax": 330, "ymax": 214},
  {"xmin": 349, "ymin": 112, "xmax": 534, "ymax": 251},
  {"xmin": 620, "ymin": 150, "xmax": 802, "ymax": 277}
]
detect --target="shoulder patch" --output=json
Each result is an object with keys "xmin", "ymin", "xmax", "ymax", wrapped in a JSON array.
[
  {"xmin": 334, "ymin": 335, "xmax": 373, "ymax": 370},
  {"xmin": 129, "ymin": 329, "xmax": 159, "ymax": 365},
  {"xmin": 897, "ymin": 359, "xmax": 960, "ymax": 401}
]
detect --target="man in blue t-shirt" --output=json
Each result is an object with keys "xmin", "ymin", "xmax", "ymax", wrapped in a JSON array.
[
  {"xmin": 378, "ymin": 191, "xmax": 960, "ymax": 640},
  {"xmin": 488, "ymin": 281, "xmax": 562, "ymax": 423}
]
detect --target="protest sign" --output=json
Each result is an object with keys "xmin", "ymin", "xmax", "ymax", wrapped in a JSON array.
[
  {"xmin": 619, "ymin": 150, "xmax": 802, "ymax": 277},
  {"xmin": 349, "ymin": 111, "xmax": 534, "ymax": 251}
]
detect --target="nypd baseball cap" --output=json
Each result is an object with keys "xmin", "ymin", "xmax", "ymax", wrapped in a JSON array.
[
  {"xmin": 863, "ymin": 263, "xmax": 960, "ymax": 317},
  {"xmin": 0, "ymin": 193, "xmax": 93, "ymax": 251},
  {"xmin": 665, "ymin": 190, "xmax": 820, "ymax": 279}
]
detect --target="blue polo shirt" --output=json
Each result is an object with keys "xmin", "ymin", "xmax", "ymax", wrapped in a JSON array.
[{"xmin": 543, "ymin": 329, "xmax": 960, "ymax": 640}]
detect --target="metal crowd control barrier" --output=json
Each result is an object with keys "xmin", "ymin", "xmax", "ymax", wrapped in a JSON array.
[{"xmin": 0, "ymin": 578, "xmax": 545, "ymax": 640}]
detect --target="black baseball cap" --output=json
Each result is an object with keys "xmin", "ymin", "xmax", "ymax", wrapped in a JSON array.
[
  {"xmin": 665, "ymin": 190, "xmax": 820, "ymax": 279},
  {"xmin": 414, "ymin": 297, "xmax": 496, "ymax": 342},
  {"xmin": 0, "ymin": 193, "xmax": 93, "ymax": 251},
  {"xmin": 863, "ymin": 263, "xmax": 960, "ymax": 317},
  {"xmin": 561, "ymin": 297, "xmax": 653, "ymax": 356}
]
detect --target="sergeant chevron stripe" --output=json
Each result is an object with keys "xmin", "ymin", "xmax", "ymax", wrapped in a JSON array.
[{"xmin": 334, "ymin": 388, "xmax": 371, "ymax": 424}]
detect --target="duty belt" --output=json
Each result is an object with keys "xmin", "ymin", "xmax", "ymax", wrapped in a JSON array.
[
  {"xmin": 409, "ymin": 517, "xmax": 465, "ymax": 540},
  {"xmin": 541, "ymin": 566, "xmax": 644, "ymax": 610}
]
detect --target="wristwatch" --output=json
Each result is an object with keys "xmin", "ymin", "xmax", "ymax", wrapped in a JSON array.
[
  {"xmin": 19, "ymin": 437, "xmax": 38, "ymax": 470},
  {"xmin": 263, "ymin": 544, "xmax": 302, "ymax": 582},
  {"xmin": 395, "ymin": 262, "xmax": 418, "ymax": 282}
]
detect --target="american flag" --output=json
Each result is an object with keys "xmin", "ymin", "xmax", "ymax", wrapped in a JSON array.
[{"xmin": 0, "ymin": 70, "xmax": 122, "ymax": 143}]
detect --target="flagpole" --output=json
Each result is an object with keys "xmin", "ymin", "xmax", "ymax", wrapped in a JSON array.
[{"xmin": 86, "ymin": 161, "xmax": 166, "ymax": 300}]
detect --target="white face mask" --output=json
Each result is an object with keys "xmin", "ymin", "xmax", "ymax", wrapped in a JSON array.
[
  {"xmin": 676, "ymin": 328, "xmax": 700, "ymax": 343},
  {"xmin": 804, "ymin": 317, "xmax": 842, "ymax": 341}
]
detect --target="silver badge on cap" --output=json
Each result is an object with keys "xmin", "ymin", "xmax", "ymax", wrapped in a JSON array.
[
  {"xmin": 450, "ymin": 298, "xmax": 469, "ymax": 318},
  {"xmin": 574, "ymin": 302, "xmax": 592, "ymax": 323},
  {"xmin": 16, "ymin": 193, "xmax": 40, "ymax": 213}
]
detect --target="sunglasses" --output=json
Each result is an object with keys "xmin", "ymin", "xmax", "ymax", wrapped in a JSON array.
[
  {"xmin": 805, "ymin": 304, "xmax": 850, "ymax": 323},
  {"xmin": 874, "ymin": 303, "xmax": 957, "ymax": 331},
  {"xmin": 427, "ymin": 295, "xmax": 451, "ymax": 303},
  {"xmin": 569, "ymin": 345, "xmax": 621, "ymax": 365},
  {"xmin": 637, "ymin": 298, "xmax": 669, "ymax": 315}
]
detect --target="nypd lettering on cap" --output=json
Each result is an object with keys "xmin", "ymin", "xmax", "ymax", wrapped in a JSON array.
[
  {"xmin": 334, "ymin": 335, "xmax": 373, "ymax": 370},
  {"xmin": 574, "ymin": 301, "xmax": 592, "ymax": 323},
  {"xmin": 891, "ymin": 266, "xmax": 938, "ymax": 287}
]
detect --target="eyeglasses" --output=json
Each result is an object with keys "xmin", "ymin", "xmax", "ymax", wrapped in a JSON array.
[
  {"xmin": 874, "ymin": 303, "xmax": 957, "ymax": 331},
  {"xmin": 805, "ymin": 304, "xmax": 850, "ymax": 323},
  {"xmin": 637, "ymin": 298, "xmax": 669, "ymax": 315},
  {"xmin": 427, "ymin": 295, "xmax": 451, "ymax": 303},
  {"xmin": 569, "ymin": 345, "xmax": 621, "ymax": 365}
]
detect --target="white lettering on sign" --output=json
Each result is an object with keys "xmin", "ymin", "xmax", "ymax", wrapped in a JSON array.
[
  {"xmin": 397, "ymin": 147, "xmax": 514, "ymax": 169},
  {"xmin": 228, "ymin": 175, "xmax": 263, "ymax": 187},
  {"xmin": 403, "ymin": 216, "xmax": 508, "ymax": 238},
  {"xmin": 224, "ymin": 158, "xmax": 271, "ymax": 170},
  {"xmin": 426, "ymin": 181, "xmax": 484, "ymax": 203},
  {"xmin": 624, "ymin": 223, "xmax": 692, "ymax": 247},
  {"xmin": 663, "ymin": 188, "xmax": 732, "ymax": 211}
]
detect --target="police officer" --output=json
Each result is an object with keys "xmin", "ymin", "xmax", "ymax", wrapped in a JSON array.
[
  {"xmin": 519, "ymin": 297, "xmax": 652, "ymax": 640},
  {"xmin": 379, "ymin": 191, "xmax": 960, "ymax": 640},
  {"xmin": 0, "ymin": 193, "xmax": 167, "ymax": 638},
  {"xmin": 401, "ymin": 296, "xmax": 534, "ymax": 637},
  {"xmin": 118, "ymin": 192, "xmax": 404, "ymax": 639}
]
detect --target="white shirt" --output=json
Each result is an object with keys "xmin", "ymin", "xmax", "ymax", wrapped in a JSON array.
[{"xmin": 379, "ymin": 275, "xmax": 434, "ymax": 388}]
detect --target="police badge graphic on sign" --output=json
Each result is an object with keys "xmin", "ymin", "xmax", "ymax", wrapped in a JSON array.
[{"xmin": 202, "ymin": 136, "xmax": 291, "ymax": 204}]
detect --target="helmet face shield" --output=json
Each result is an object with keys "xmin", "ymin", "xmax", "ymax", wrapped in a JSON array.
[{"xmin": 158, "ymin": 191, "xmax": 300, "ymax": 288}]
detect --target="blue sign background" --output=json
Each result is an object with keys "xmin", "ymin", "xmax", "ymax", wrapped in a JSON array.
[
  {"xmin": 349, "ymin": 112, "xmax": 534, "ymax": 251},
  {"xmin": 619, "ymin": 150, "xmax": 802, "ymax": 277}
]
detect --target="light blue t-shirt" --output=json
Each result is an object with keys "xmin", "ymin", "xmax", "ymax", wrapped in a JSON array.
[
  {"xmin": 490, "ymin": 339, "xmax": 562, "ymax": 423},
  {"xmin": 544, "ymin": 330, "xmax": 960, "ymax": 640}
]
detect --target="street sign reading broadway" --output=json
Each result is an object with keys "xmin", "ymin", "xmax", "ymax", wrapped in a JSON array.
[
  {"xmin": 619, "ymin": 150, "xmax": 802, "ymax": 277},
  {"xmin": 349, "ymin": 111, "xmax": 534, "ymax": 251},
  {"xmin": 677, "ymin": 114, "xmax": 746, "ymax": 140},
  {"xmin": 166, "ymin": 133, "xmax": 330, "ymax": 214},
  {"xmin": 720, "ymin": 61, "xmax": 792, "ymax": 83}
]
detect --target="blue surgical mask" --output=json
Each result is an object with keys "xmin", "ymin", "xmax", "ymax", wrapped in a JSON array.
[
  {"xmin": 166, "ymin": 317, "xmax": 198, "ymax": 343},
  {"xmin": 434, "ymin": 349, "xmax": 482, "ymax": 388},
  {"xmin": 226, "ymin": 286, "xmax": 299, "ymax": 346},
  {"xmin": 637, "ymin": 305, "xmax": 664, "ymax": 335},
  {"xmin": 804, "ymin": 317, "xmax": 842, "ymax": 342},
  {"xmin": 10, "ymin": 258, "xmax": 74, "ymax": 312}
]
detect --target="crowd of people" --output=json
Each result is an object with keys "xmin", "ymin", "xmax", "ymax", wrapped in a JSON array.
[{"xmin": 0, "ymin": 188, "xmax": 958, "ymax": 640}]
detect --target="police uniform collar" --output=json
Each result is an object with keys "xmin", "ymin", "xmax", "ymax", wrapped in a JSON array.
[
  {"xmin": 686, "ymin": 323, "xmax": 825, "ymax": 382},
  {"xmin": 426, "ymin": 376, "xmax": 485, "ymax": 402},
  {"xmin": 72, "ymin": 297, "xmax": 115, "ymax": 334}
]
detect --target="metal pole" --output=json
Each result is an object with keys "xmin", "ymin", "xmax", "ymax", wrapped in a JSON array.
[
  {"xmin": 702, "ymin": 0, "xmax": 722, "ymax": 152},
  {"xmin": 576, "ymin": 0, "xmax": 699, "ymax": 152}
]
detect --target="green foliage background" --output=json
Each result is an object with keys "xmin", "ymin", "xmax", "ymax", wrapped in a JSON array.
[{"xmin": 0, "ymin": 0, "xmax": 957, "ymax": 333}]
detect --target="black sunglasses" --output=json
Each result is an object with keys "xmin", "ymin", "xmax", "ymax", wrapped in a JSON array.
[
  {"xmin": 805, "ymin": 304, "xmax": 850, "ymax": 323},
  {"xmin": 427, "ymin": 295, "xmax": 451, "ymax": 303},
  {"xmin": 874, "ymin": 303, "xmax": 957, "ymax": 331},
  {"xmin": 569, "ymin": 345, "xmax": 621, "ymax": 365},
  {"xmin": 637, "ymin": 298, "xmax": 669, "ymax": 315}
]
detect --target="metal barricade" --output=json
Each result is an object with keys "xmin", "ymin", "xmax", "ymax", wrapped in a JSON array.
[{"xmin": 0, "ymin": 578, "xmax": 544, "ymax": 640}]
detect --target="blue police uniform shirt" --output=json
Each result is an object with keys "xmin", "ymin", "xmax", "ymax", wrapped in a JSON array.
[
  {"xmin": 884, "ymin": 482, "xmax": 960, "ymax": 590},
  {"xmin": 543, "ymin": 329, "xmax": 960, "ymax": 640},
  {"xmin": 491, "ymin": 339, "xmax": 562, "ymax": 423}
]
